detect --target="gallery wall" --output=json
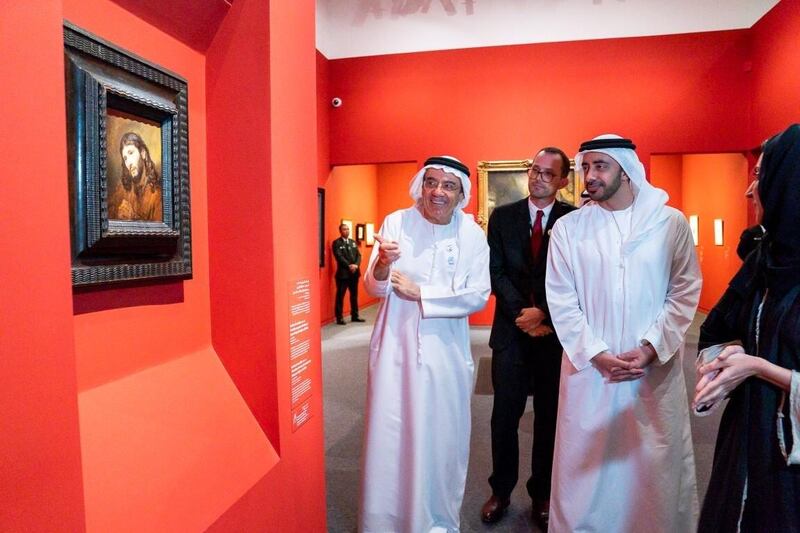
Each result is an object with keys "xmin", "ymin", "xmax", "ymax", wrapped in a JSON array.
[
  {"xmin": 652, "ymin": 153, "xmax": 749, "ymax": 311},
  {"xmin": 750, "ymin": 0, "xmax": 800, "ymax": 146},
  {"xmin": 682, "ymin": 154, "xmax": 749, "ymax": 311},
  {"xmin": 0, "ymin": 2, "xmax": 86, "ymax": 531},
  {"xmin": 650, "ymin": 155, "xmax": 684, "ymax": 211},
  {"xmin": 1, "ymin": 0, "xmax": 326, "ymax": 531},
  {"xmin": 322, "ymin": 164, "xmax": 379, "ymax": 323},
  {"xmin": 322, "ymin": 0, "xmax": 800, "ymax": 323},
  {"xmin": 317, "ymin": 161, "xmax": 418, "ymax": 323}
]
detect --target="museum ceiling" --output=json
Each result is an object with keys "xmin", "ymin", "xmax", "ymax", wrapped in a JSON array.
[{"xmin": 316, "ymin": 0, "xmax": 781, "ymax": 58}]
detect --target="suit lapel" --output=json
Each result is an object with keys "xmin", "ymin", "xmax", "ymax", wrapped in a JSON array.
[{"xmin": 514, "ymin": 199, "xmax": 533, "ymax": 266}]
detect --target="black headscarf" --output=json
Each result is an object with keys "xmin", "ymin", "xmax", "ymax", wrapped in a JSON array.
[{"xmin": 730, "ymin": 124, "xmax": 800, "ymax": 294}]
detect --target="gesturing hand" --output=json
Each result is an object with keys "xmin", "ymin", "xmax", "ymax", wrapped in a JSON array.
[
  {"xmin": 693, "ymin": 345, "xmax": 756, "ymax": 411},
  {"xmin": 372, "ymin": 234, "xmax": 401, "ymax": 281},
  {"xmin": 374, "ymin": 234, "xmax": 401, "ymax": 267},
  {"xmin": 391, "ymin": 271, "xmax": 421, "ymax": 301}
]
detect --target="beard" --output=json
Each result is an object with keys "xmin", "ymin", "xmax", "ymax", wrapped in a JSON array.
[{"xmin": 586, "ymin": 168, "xmax": 624, "ymax": 202}]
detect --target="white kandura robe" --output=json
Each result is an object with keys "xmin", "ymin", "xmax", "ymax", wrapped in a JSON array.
[
  {"xmin": 359, "ymin": 206, "xmax": 490, "ymax": 533},
  {"xmin": 545, "ymin": 202, "xmax": 702, "ymax": 533}
]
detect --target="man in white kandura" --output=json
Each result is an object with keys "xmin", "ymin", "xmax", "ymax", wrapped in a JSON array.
[
  {"xmin": 359, "ymin": 156, "xmax": 491, "ymax": 533},
  {"xmin": 545, "ymin": 135, "xmax": 702, "ymax": 532}
]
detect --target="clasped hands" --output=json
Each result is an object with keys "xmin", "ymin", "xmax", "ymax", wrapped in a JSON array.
[
  {"xmin": 692, "ymin": 344, "xmax": 758, "ymax": 412},
  {"xmin": 592, "ymin": 344, "xmax": 657, "ymax": 383},
  {"xmin": 515, "ymin": 307, "xmax": 552, "ymax": 337},
  {"xmin": 373, "ymin": 234, "xmax": 420, "ymax": 301}
]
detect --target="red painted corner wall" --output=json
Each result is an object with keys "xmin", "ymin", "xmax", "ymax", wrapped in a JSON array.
[
  {"xmin": 682, "ymin": 154, "xmax": 749, "ymax": 312},
  {"xmin": 2, "ymin": 0, "xmax": 325, "ymax": 531},
  {"xmin": 322, "ymin": 165, "xmax": 379, "ymax": 323},
  {"xmin": 750, "ymin": 0, "xmax": 800, "ymax": 145},
  {"xmin": 0, "ymin": 2, "xmax": 86, "ymax": 530},
  {"xmin": 326, "ymin": 29, "xmax": 754, "ymax": 325}
]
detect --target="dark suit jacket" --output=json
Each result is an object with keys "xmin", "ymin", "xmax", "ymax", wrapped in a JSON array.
[
  {"xmin": 488, "ymin": 198, "xmax": 576, "ymax": 350},
  {"xmin": 332, "ymin": 237, "xmax": 361, "ymax": 279}
]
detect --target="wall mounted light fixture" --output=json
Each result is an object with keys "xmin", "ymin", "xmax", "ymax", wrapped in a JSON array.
[
  {"xmin": 689, "ymin": 215, "xmax": 699, "ymax": 246},
  {"xmin": 365, "ymin": 223, "xmax": 376, "ymax": 246},
  {"xmin": 714, "ymin": 219, "xmax": 724, "ymax": 246}
]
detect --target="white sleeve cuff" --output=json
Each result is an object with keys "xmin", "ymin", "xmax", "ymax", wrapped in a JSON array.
[{"xmin": 788, "ymin": 370, "xmax": 800, "ymax": 465}]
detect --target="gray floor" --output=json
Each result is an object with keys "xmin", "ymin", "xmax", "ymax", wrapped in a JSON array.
[{"xmin": 323, "ymin": 306, "xmax": 721, "ymax": 532}]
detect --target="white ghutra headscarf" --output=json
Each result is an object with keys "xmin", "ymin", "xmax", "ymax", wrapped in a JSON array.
[
  {"xmin": 575, "ymin": 134, "xmax": 671, "ymax": 247},
  {"xmin": 408, "ymin": 155, "xmax": 471, "ymax": 210}
]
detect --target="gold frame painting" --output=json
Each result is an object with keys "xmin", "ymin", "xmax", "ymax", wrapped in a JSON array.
[{"xmin": 476, "ymin": 158, "xmax": 580, "ymax": 231}]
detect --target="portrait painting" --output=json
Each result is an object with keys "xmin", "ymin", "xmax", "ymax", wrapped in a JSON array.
[
  {"xmin": 64, "ymin": 22, "xmax": 192, "ymax": 287},
  {"xmin": 106, "ymin": 110, "xmax": 164, "ymax": 222},
  {"xmin": 477, "ymin": 159, "xmax": 579, "ymax": 231}
]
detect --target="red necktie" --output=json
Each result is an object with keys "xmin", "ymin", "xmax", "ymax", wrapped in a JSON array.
[{"xmin": 530, "ymin": 210, "xmax": 544, "ymax": 259}]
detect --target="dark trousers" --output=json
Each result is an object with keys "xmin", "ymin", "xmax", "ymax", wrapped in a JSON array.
[
  {"xmin": 334, "ymin": 276, "xmax": 359, "ymax": 320},
  {"xmin": 488, "ymin": 333, "xmax": 562, "ymax": 502}
]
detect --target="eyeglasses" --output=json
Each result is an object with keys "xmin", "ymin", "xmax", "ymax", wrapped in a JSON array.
[
  {"xmin": 423, "ymin": 177, "xmax": 461, "ymax": 193},
  {"xmin": 529, "ymin": 166, "xmax": 557, "ymax": 183}
]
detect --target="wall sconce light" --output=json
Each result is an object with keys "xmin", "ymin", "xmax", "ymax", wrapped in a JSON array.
[
  {"xmin": 714, "ymin": 219, "xmax": 724, "ymax": 246},
  {"xmin": 365, "ymin": 223, "xmax": 376, "ymax": 246},
  {"xmin": 689, "ymin": 215, "xmax": 699, "ymax": 246}
]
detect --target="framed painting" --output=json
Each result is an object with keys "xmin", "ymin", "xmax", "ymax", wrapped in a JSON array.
[
  {"xmin": 355, "ymin": 223, "xmax": 366, "ymax": 243},
  {"xmin": 318, "ymin": 188, "xmax": 325, "ymax": 267},
  {"xmin": 476, "ymin": 158, "xmax": 580, "ymax": 231},
  {"xmin": 64, "ymin": 22, "xmax": 191, "ymax": 286}
]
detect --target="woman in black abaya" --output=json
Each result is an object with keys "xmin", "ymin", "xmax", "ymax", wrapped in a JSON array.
[{"xmin": 694, "ymin": 123, "xmax": 800, "ymax": 532}]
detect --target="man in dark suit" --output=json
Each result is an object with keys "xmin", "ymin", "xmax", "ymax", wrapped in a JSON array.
[
  {"xmin": 333, "ymin": 223, "xmax": 364, "ymax": 325},
  {"xmin": 481, "ymin": 147, "xmax": 576, "ymax": 528}
]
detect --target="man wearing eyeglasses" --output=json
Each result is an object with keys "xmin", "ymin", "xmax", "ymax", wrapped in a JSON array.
[
  {"xmin": 481, "ymin": 147, "xmax": 575, "ymax": 528},
  {"xmin": 359, "ymin": 156, "xmax": 490, "ymax": 533}
]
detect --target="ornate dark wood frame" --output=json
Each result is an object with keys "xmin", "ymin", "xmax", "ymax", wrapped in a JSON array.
[
  {"xmin": 64, "ymin": 22, "xmax": 192, "ymax": 287},
  {"xmin": 355, "ymin": 223, "xmax": 366, "ymax": 243},
  {"xmin": 317, "ymin": 188, "xmax": 325, "ymax": 267}
]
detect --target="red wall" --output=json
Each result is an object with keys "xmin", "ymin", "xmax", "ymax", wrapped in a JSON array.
[
  {"xmin": 1, "ymin": 0, "xmax": 326, "ymax": 531},
  {"xmin": 750, "ymin": 0, "xmax": 800, "ymax": 145},
  {"xmin": 321, "ymin": 165, "xmax": 379, "ymax": 322},
  {"xmin": 318, "ymin": 161, "xmax": 419, "ymax": 323},
  {"xmin": 653, "ymin": 154, "xmax": 749, "ymax": 312},
  {"xmin": 377, "ymin": 162, "xmax": 420, "ymax": 218},
  {"xmin": 650, "ymin": 155, "xmax": 684, "ymax": 211},
  {"xmin": 0, "ymin": 2, "xmax": 86, "ymax": 531},
  {"xmin": 683, "ymin": 154, "xmax": 749, "ymax": 311},
  {"xmin": 326, "ymin": 29, "xmax": 754, "ymax": 323}
]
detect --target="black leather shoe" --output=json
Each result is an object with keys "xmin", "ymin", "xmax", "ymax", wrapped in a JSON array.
[
  {"xmin": 336, "ymin": 319, "xmax": 346, "ymax": 325},
  {"xmin": 351, "ymin": 317, "xmax": 365, "ymax": 322},
  {"xmin": 532, "ymin": 499, "xmax": 549, "ymax": 531},
  {"xmin": 481, "ymin": 495, "xmax": 510, "ymax": 524}
]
